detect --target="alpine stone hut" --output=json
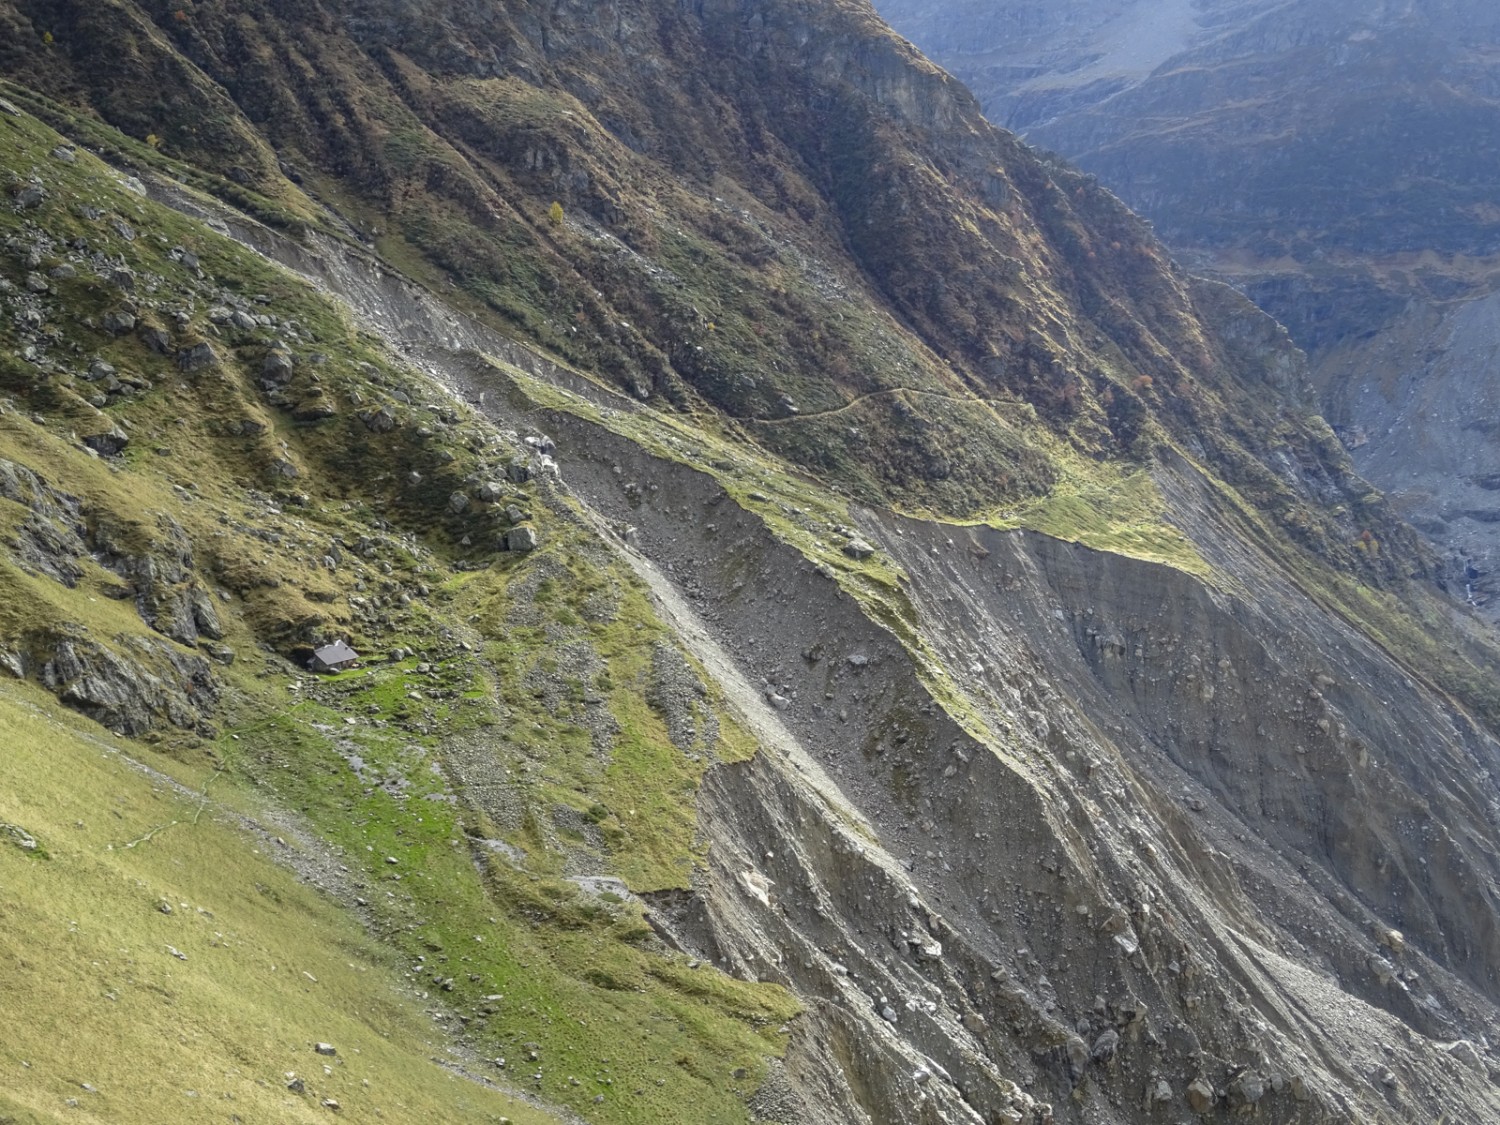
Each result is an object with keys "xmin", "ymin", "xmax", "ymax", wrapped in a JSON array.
[{"xmin": 310, "ymin": 640, "xmax": 360, "ymax": 673}]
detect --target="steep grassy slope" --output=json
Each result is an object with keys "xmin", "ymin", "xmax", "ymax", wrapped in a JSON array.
[
  {"xmin": 0, "ymin": 103, "xmax": 800, "ymax": 1125},
  {"xmin": 0, "ymin": 681, "xmax": 556, "ymax": 1125}
]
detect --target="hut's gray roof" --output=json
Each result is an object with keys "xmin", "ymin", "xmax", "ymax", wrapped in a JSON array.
[{"xmin": 313, "ymin": 640, "xmax": 359, "ymax": 664}]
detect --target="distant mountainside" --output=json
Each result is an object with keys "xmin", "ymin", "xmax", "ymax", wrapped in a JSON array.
[
  {"xmin": 3, "ymin": 2, "xmax": 1500, "ymax": 1123},
  {"xmin": 878, "ymin": 0, "xmax": 1500, "ymax": 612}
]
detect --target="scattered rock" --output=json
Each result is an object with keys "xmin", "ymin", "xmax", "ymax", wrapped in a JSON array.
[
  {"xmin": 737, "ymin": 865, "xmax": 772, "ymax": 907},
  {"xmin": 293, "ymin": 400, "xmax": 338, "ymax": 422},
  {"xmin": 1442, "ymin": 1039, "xmax": 1485, "ymax": 1072},
  {"xmin": 82, "ymin": 426, "xmax": 130, "ymax": 457},
  {"xmin": 1229, "ymin": 1071, "xmax": 1265, "ymax": 1106},
  {"xmin": 139, "ymin": 326, "xmax": 172, "ymax": 355},
  {"xmin": 502, "ymin": 526, "xmax": 538, "ymax": 553},
  {"xmin": 101, "ymin": 309, "xmax": 137, "ymax": 335},
  {"xmin": 1186, "ymin": 1077, "xmax": 1216, "ymax": 1113},
  {"xmin": 262, "ymin": 351, "xmax": 295, "ymax": 383},
  {"xmin": 842, "ymin": 538, "xmax": 877, "ymax": 560},
  {"xmin": 314, "ymin": 1043, "xmax": 338, "ymax": 1057},
  {"xmin": 908, "ymin": 935, "xmax": 943, "ymax": 961},
  {"xmin": 360, "ymin": 405, "xmax": 397, "ymax": 433},
  {"xmin": 1, "ymin": 822, "xmax": 39, "ymax": 852},
  {"xmin": 15, "ymin": 184, "xmax": 46, "ymax": 209},
  {"xmin": 448, "ymin": 491, "xmax": 470, "ymax": 515},
  {"xmin": 1090, "ymin": 1028, "xmax": 1119, "ymax": 1064},
  {"xmin": 176, "ymin": 341, "xmax": 217, "ymax": 372}
]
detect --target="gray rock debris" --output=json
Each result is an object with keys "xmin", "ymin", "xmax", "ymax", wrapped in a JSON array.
[
  {"xmin": 101, "ymin": 309, "xmax": 136, "ymax": 335},
  {"xmin": 360, "ymin": 405, "xmax": 397, "ymax": 433},
  {"xmin": 262, "ymin": 350, "xmax": 295, "ymax": 383},
  {"xmin": 82, "ymin": 426, "xmax": 130, "ymax": 457},
  {"xmin": 1186, "ymin": 1077, "xmax": 1216, "ymax": 1112},
  {"xmin": 176, "ymin": 341, "xmax": 217, "ymax": 372},
  {"xmin": 842, "ymin": 538, "xmax": 877, "ymax": 560},
  {"xmin": 1, "ymin": 822, "xmax": 39, "ymax": 852},
  {"xmin": 502, "ymin": 526, "xmax": 538, "ymax": 553},
  {"xmin": 1090, "ymin": 1028, "xmax": 1119, "ymax": 1063}
]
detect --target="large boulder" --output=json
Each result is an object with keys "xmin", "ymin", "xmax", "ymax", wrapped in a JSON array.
[
  {"xmin": 176, "ymin": 341, "xmax": 218, "ymax": 372},
  {"xmin": 262, "ymin": 350, "xmax": 295, "ymax": 383},
  {"xmin": 502, "ymin": 526, "xmax": 538, "ymax": 553}
]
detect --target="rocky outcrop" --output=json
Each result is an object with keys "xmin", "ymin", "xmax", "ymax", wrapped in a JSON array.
[
  {"xmin": 0, "ymin": 461, "xmax": 223, "ymax": 731},
  {"xmin": 93, "ymin": 514, "xmax": 224, "ymax": 647},
  {"xmin": 0, "ymin": 456, "xmax": 87, "ymax": 587},
  {"xmin": 13, "ymin": 632, "xmax": 220, "ymax": 736}
]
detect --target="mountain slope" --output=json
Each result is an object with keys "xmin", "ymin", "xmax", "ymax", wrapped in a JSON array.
[
  {"xmin": 875, "ymin": 0, "xmax": 1500, "ymax": 613},
  {"xmin": 1, "ymin": 2, "xmax": 1500, "ymax": 1123}
]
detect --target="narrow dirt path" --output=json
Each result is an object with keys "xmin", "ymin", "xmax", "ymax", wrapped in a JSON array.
[{"xmin": 748, "ymin": 385, "xmax": 987, "ymax": 426}]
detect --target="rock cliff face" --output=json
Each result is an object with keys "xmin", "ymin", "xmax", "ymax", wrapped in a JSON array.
[
  {"xmin": 876, "ymin": 0, "xmax": 1500, "ymax": 616},
  {"xmin": 3, "ymin": 1, "xmax": 1500, "ymax": 1123}
]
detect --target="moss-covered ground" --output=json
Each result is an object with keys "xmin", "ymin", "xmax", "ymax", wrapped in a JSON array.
[{"xmin": 0, "ymin": 680, "xmax": 555, "ymax": 1125}]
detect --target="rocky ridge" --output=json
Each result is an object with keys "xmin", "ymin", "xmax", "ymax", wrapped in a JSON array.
[{"xmin": 875, "ymin": 0, "xmax": 1500, "ymax": 618}]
